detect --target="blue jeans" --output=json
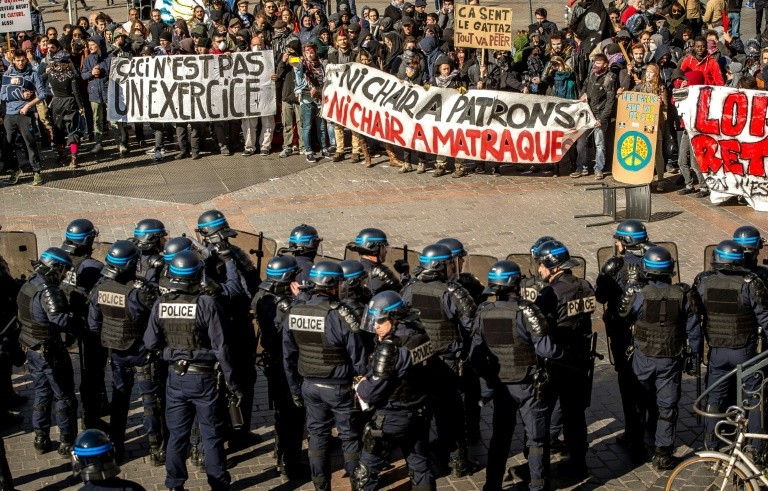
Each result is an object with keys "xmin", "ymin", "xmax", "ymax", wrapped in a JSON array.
[
  {"xmin": 575, "ymin": 125, "xmax": 605, "ymax": 173},
  {"xmin": 728, "ymin": 12, "xmax": 741, "ymax": 36},
  {"xmin": 300, "ymin": 99, "xmax": 326, "ymax": 155}
]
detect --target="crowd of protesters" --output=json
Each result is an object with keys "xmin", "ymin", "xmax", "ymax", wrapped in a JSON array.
[{"xmin": 0, "ymin": 0, "xmax": 765, "ymax": 186}]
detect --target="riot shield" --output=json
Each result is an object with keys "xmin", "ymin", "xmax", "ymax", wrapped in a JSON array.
[
  {"xmin": 463, "ymin": 254, "xmax": 498, "ymax": 282},
  {"xmin": 344, "ymin": 245, "xmax": 421, "ymax": 275},
  {"xmin": 230, "ymin": 231, "xmax": 278, "ymax": 277},
  {"xmin": 505, "ymin": 253, "xmax": 537, "ymax": 277},
  {"xmin": 90, "ymin": 241, "xmax": 113, "ymax": 263},
  {"xmin": 0, "ymin": 231, "xmax": 38, "ymax": 280},
  {"xmin": 703, "ymin": 244, "xmax": 717, "ymax": 272}
]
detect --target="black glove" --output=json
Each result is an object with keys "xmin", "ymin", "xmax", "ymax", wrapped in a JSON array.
[
  {"xmin": 292, "ymin": 395, "xmax": 304, "ymax": 408},
  {"xmin": 393, "ymin": 259, "xmax": 410, "ymax": 275},
  {"xmin": 600, "ymin": 256, "xmax": 624, "ymax": 277},
  {"xmin": 213, "ymin": 242, "xmax": 232, "ymax": 260},
  {"xmin": 626, "ymin": 264, "xmax": 642, "ymax": 285},
  {"xmin": 231, "ymin": 389, "xmax": 243, "ymax": 407}
]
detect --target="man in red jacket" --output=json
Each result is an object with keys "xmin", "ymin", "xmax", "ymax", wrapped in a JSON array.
[{"xmin": 679, "ymin": 37, "xmax": 725, "ymax": 85}]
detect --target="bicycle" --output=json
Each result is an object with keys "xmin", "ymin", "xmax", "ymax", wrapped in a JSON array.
[{"xmin": 666, "ymin": 350, "xmax": 768, "ymax": 491}]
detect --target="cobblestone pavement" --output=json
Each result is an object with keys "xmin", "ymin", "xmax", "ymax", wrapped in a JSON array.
[{"xmin": 1, "ymin": 2, "xmax": 765, "ymax": 489}]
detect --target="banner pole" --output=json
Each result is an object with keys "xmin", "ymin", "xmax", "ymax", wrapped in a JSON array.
[{"xmin": 6, "ymin": 33, "xmax": 9, "ymax": 52}]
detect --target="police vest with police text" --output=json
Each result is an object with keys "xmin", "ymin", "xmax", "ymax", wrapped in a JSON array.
[
  {"xmin": 634, "ymin": 284, "xmax": 687, "ymax": 358},
  {"xmin": 17, "ymin": 281, "xmax": 53, "ymax": 348},
  {"xmin": 479, "ymin": 300, "xmax": 538, "ymax": 383},
  {"xmin": 288, "ymin": 301, "xmax": 348, "ymax": 378},
  {"xmin": 702, "ymin": 273, "xmax": 758, "ymax": 349},
  {"xmin": 157, "ymin": 291, "xmax": 209, "ymax": 351},
  {"xmin": 389, "ymin": 330, "xmax": 433, "ymax": 407},
  {"xmin": 550, "ymin": 273, "xmax": 596, "ymax": 333},
  {"xmin": 409, "ymin": 280, "xmax": 460, "ymax": 353},
  {"xmin": 97, "ymin": 279, "xmax": 143, "ymax": 351}
]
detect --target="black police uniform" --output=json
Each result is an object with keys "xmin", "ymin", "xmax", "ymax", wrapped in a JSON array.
[
  {"xmin": 360, "ymin": 257, "xmax": 401, "ymax": 295},
  {"xmin": 400, "ymin": 274, "xmax": 477, "ymax": 475},
  {"xmin": 60, "ymin": 251, "xmax": 108, "ymax": 429},
  {"xmin": 695, "ymin": 266, "xmax": 768, "ymax": 447},
  {"xmin": 535, "ymin": 270, "xmax": 596, "ymax": 473},
  {"xmin": 144, "ymin": 287, "xmax": 238, "ymax": 491},
  {"xmin": 354, "ymin": 323, "xmax": 436, "ymax": 491},
  {"xmin": 18, "ymin": 273, "xmax": 78, "ymax": 450},
  {"xmin": 88, "ymin": 273, "xmax": 163, "ymax": 460},
  {"xmin": 470, "ymin": 296, "xmax": 560, "ymax": 491},
  {"xmin": 283, "ymin": 292, "xmax": 367, "ymax": 490},
  {"xmin": 252, "ymin": 281, "xmax": 306, "ymax": 476}
]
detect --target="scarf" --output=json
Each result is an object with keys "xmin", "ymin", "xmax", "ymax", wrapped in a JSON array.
[
  {"xmin": 707, "ymin": 40, "xmax": 718, "ymax": 55},
  {"xmin": 434, "ymin": 69, "xmax": 458, "ymax": 88},
  {"xmin": 592, "ymin": 64, "xmax": 608, "ymax": 76},
  {"xmin": 607, "ymin": 52, "xmax": 624, "ymax": 66}
]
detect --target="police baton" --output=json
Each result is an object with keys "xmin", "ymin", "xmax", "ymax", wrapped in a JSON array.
[
  {"xmin": 586, "ymin": 332, "xmax": 603, "ymax": 407},
  {"xmin": 0, "ymin": 316, "xmax": 17, "ymax": 338}
]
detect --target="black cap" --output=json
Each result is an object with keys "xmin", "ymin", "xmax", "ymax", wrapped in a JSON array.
[{"xmin": 158, "ymin": 31, "xmax": 172, "ymax": 42}]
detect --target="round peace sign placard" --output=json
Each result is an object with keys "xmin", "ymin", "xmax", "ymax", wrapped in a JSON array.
[{"xmin": 617, "ymin": 131, "xmax": 652, "ymax": 172}]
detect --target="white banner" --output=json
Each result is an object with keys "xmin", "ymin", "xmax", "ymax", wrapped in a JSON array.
[
  {"xmin": 677, "ymin": 85, "xmax": 768, "ymax": 212},
  {"xmin": 322, "ymin": 63, "xmax": 595, "ymax": 164},
  {"xmin": 107, "ymin": 52, "xmax": 276, "ymax": 123},
  {"xmin": 0, "ymin": 0, "xmax": 32, "ymax": 33}
]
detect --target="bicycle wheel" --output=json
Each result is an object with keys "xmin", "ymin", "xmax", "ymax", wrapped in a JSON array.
[{"xmin": 665, "ymin": 455, "xmax": 755, "ymax": 491}]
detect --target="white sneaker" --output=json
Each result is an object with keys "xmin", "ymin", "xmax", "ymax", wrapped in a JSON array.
[{"xmin": 91, "ymin": 144, "xmax": 103, "ymax": 154}]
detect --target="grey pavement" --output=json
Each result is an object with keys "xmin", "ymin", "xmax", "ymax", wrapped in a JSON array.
[{"xmin": 0, "ymin": 1, "xmax": 765, "ymax": 489}]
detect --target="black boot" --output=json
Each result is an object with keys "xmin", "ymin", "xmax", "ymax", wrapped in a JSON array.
[
  {"xmin": 449, "ymin": 448, "xmax": 480, "ymax": 478},
  {"xmin": 33, "ymin": 430, "xmax": 51, "ymax": 454},
  {"xmin": 652, "ymin": 446, "xmax": 679, "ymax": 470}
]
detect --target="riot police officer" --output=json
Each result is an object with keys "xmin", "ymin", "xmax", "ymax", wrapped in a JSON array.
[
  {"xmin": 595, "ymin": 219, "xmax": 653, "ymax": 462},
  {"xmin": 352, "ymin": 291, "xmax": 436, "ymax": 491},
  {"xmin": 347, "ymin": 228, "xmax": 402, "ymax": 294},
  {"xmin": 620, "ymin": 246, "xmax": 702, "ymax": 470},
  {"xmin": 251, "ymin": 255, "xmax": 308, "ymax": 479},
  {"xmin": 534, "ymin": 240, "xmax": 596, "ymax": 479},
  {"xmin": 470, "ymin": 260, "xmax": 561, "ymax": 491},
  {"xmin": 282, "ymin": 261, "xmax": 367, "ymax": 491},
  {"xmin": 436, "ymin": 238, "xmax": 486, "ymax": 305},
  {"xmin": 132, "ymin": 219, "xmax": 168, "ymax": 283},
  {"xmin": 144, "ymin": 250, "xmax": 241, "ymax": 491},
  {"xmin": 17, "ymin": 247, "xmax": 78, "ymax": 455},
  {"xmin": 280, "ymin": 224, "xmax": 323, "ymax": 289},
  {"xmin": 339, "ymin": 260, "xmax": 375, "ymax": 353},
  {"xmin": 196, "ymin": 210, "xmax": 258, "ymax": 445},
  {"xmin": 694, "ymin": 240, "xmax": 768, "ymax": 451},
  {"xmin": 436, "ymin": 237, "xmax": 484, "ymax": 444},
  {"xmin": 87, "ymin": 240, "xmax": 164, "ymax": 465},
  {"xmin": 520, "ymin": 236, "xmax": 556, "ymax": 303},
  {"xmin": 60, "ymin": 218, "xmax": 108, "ymax": 431},
  {"xmin": 400, "ymin": 243, "xmax": 478, "ymax": 477},
  {"xmin": 195, "ymin": 210, "xmax": 260, "ymax": 295},
  {"xmin": 733, "ymin": 225, "xmax": 768, "ymax": 282},
  {"xmin": 72, "ymin": 429, "xmax": 146, "ymax": 491}
]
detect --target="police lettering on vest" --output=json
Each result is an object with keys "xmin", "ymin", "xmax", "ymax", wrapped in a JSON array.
[
  {"xmin": 409, "ymin": 341, "xmax": 433, "ymax": 365},
  {"xmin": 289, "ymin": 314, "xmax": 326, "ymax": 332},
  {"xmin": 98, "ymin": 291, "xmax": 126, "ymax": 308},
  {"xmin": 159, "ymin": 303, "xmax": 197, "ymax": 319},
  {"xmin": 567, "ymin": 295, "xmax": 596, "ymax": 317},
  {"xmin": 62, "ymin": 270, "xmax": 78, "ymax": 287},
  {"xmin": 522, "ymin": 287, "xmax": 538, "ymax": 302}
]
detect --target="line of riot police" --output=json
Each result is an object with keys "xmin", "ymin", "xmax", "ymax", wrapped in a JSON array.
[{"xmin": 5, "ymin": 215, "xmax": 768, "ymax": 490}]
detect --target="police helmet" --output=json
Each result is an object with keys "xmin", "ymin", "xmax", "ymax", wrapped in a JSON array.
[
  {"xmin": 437, "ymin": 238, "xmax": 468, "ymax": 258},
  {"xmin": 419, "ymin": 243, "xmax": 454, "ymax": 272},
  {"xmin": 288, "ymin": 224, "xmax": 323, "ymax": 254},
  {"xmin": 34, "ymin": 247, "xmax": 73, "ymax": 279},
  {"xmin": 133, "ymin": 219, "xmax": 168, "ymax": 249},
  {"xmin": 105, "ymin": 240, "xmax": 141, "ymax": 272},
  {"xmin": 71, "ymin": 429, "xmax": 120, "ymax": 481},
  {"xmin": 535, "ymin": 240, "xmax": 579, "ymax": 270},
  {"xmin": 360, "ymin": 290, "xmax": 409, "ymax": 333},
  {"xmin": 308, "ymin": 261, "xmax": 344, "ymax": 290},
  {"xmin": 641, "ymin": 246, "xmax": 676, "ymax": 277},
  {"xmin": 350, "ymin": 228, "xmax": 389, "ymax": 256},
  {"xmin": 340, "ymin": 259, "xmax": 368, "ymax": 287},
  {"xmin": 733, "ymin": 226, "xmax": 764, "ymax": 255},
  {"xmin": 712, "ymin": 239, "xmax": 745, "ymax": 267},
  {"xmin": 62, "ymin": 218, "xmax": 98, "ymax": 253},
  {"xmin": 483, "ymin": 260, "xmax": 522, "ymax": 295},
  {"xmin": 265, "ymin": 255, "xmax": 300, "ymax": 283},
  {"xmin": 614, "ymin": 220, "xmax": 649, "ymax": 248},
  {"xmin": 530, "ymin": 236, "xmax": 556, "ymax": 256},
  {"xmin": 196, "ymin": 210, "xmax": 238, "ymax": 244},
  {"xmin": 167, "ymin": 250, "xmax": 204, "ymax": 281},
  {"xmin": 162, "ymin": 237, "xmax": 194, "ymax": 262}
]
